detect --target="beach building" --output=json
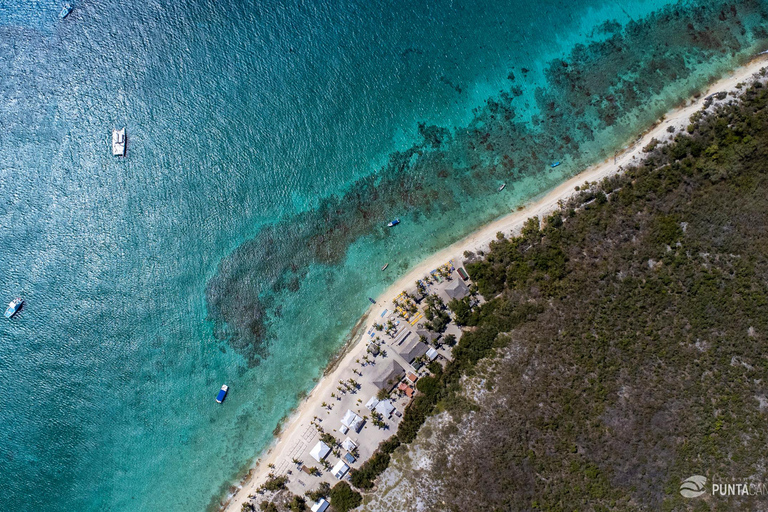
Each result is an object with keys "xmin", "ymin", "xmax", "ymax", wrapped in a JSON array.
[
  {"xmin": 331, "ymin": 460, "xmax": 350, "ymax": 479},
  {"xmin": 344, "ymin": 452, "xmax": 356, "ymax": 464},
  {"xmin": 311, "ymin": 498, "xmax": 330, "ymax": 512},
  {"xmin": 342, "ymin": 437, "xmax": 357, "ymax": 452},
  {"xmin": 426, "ymin": 347, "xmax": 439, "ymax": 361},
  {"xmin": 375, "ymin": 399, "xmax": 395, "ymax": 418},
  {"xmin": 416, "ymin": 328, "xmax": 440, "ymax": 345},
  {"xmin": 397, "ymin": 336, "xmax": 429, "ymax": 363},
  {"xmin": 397, "ymin": 382, "xmax": 415, "ymax": 397},
  {"xmin": 372, "ymin": 361, "xmax": 405, "ymax": 391},
  {"xmin": 445, "ymin": 278, "xmax": 470, "ymax": 300},
  {"xmin": 309, "ymin": 441, "xmax": 331, "ymax": 462},
  {"xmin": 365, "ymin": 396, "xmax": 379, "ymax": 410},
  {"xmin": 457, "ymin": 267, "xmax": 470, "ymax": 281},
  {"xmin": 341, "ymin": 410, "xmax": 364, "ymax": 433}
]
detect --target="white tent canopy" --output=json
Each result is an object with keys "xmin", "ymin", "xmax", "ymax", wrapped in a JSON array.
[
  {"xmin": 426, "ymin": 347, "xmax": 439, "ymax": 361},
  {"xmin": 341, "ymin": 437, "xmax": 357, "ymax": 452},
  {"xmin": 365, "ymin": 396, "xmax": 379, "ymax": 410},
  {"xmin": 311, "ymin": 498, "xmax": 330, "ymax": 512},
  {"xmin": 375, "ymin": 399, "xmax": 395, "ymax": 418},
  {"xmin": 341, "ymin": 409, "xmax": 364, "ymax": 432},
  {"xmin": 331, "ymin": 460, "xmax": 350, "ymax": 479},
  {"xmin": 309, "ymin": 441, "xmax": 331, "ymax": 462}
]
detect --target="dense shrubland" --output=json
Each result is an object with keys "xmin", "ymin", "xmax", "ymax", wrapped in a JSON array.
[{"xmin": 359, "ymin": 78, "xmax": 768, "ymax": 511}]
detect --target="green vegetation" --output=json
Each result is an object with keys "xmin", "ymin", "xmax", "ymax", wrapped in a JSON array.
[
  {"xmin": 304, "ymin": 482, "xmax": 331, "ymax": 502},
  {"xmin": 359, "ymin": 78, "xmax": 768, "ymax": 510},
  {"xmin": 328, "ymin": 482, "xmax": 361, "ymax": 512},
  {"xmin": 423, "ymin": 294, "xmax": 450, "ymax": 332},
  {"xmin": 287, "ymin": 495, "xmax": 307, "ymax": 512},
  {"xmin": 349, "ymin": 437, "xmax": 401, "ymax": 489},
  {"xmin": 319, "ymin": 432, "xmax": 337, "ymax": 447},
  {"xmin": 259, "ymin": 475, "xmax": 288, "ymax": 492}
]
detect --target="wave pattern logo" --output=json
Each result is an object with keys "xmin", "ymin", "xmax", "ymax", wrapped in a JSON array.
[{"xmin": 680, "ymin": 475, "xmax": 708, "ymax": 498}]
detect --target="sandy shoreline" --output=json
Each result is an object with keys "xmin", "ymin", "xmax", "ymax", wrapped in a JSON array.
[{"xmin": 221, "ymin": 54, "xmax": 768, "ymax": 511}]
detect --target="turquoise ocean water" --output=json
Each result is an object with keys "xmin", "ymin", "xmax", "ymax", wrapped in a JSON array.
[{"xmin": 1, "ymin": 0, "xmax": 767, "ymax": 510}]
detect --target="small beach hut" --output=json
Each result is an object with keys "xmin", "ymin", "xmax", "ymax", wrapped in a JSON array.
[
  {"xmin": 331, "ymin": 460, "xmax": 350, "ymax": 479},
  {"xmin": 416, "ymin": 329, "xmax": 440, "ymax": 345},
  {"xmin": 341, "ymin": 409, "xmax": 364, "ymax": 433},
  {"xmin": 309, "ymin": 441, "xmax": 331, "ymax": 462},
  {"xmin": 365, "ymin": 396, "xmax": 380, "ymax": 410},
  {"xmin": 445, "ymin": 278, "xmax": 470, "ymax": 299},
  {"xmin": 311, "ymin": 498, "xmax": 330, "ymax": 512},
  {"xmin": 375, "ymin": 399, "xmax": 395, "ymax": 418},
  {"xmin": 342, "ymin": 437, "xmax": 357, "ymax": 452}
]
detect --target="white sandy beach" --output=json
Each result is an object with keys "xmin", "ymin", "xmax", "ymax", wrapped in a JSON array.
[{"xmin": 222, "ymin": 55, "xmax": 768, "ymax": 512}]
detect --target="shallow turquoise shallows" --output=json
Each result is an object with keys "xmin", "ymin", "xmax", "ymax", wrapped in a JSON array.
[{"xmin": 1, "ymin": 0, "xmax": 767, "ymax": 510}]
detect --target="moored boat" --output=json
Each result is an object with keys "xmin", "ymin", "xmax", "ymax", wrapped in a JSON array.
[
  {"xmin": 368, "ymin": 297, "xmax": 376, "ymax": 304},
  {"xmin": 387, "ymin": 218, "xmax": 400, "ymax": 227},
  {"xmin": 59, "ymin": 3, "xmax": 73, "ymax": 19},
  {"xmin": 498, "ymin": 183, "xmax": 506, "ymax": 192},
  {"xmin": 381, "ymin": 263, "xmax": 389, "ymax": 271},
  {"xmin": 4, "ymin": 298, "xmax": 23, "ymax": 318},
  {"xmin": 550, "ymin": 161, "xmax": 561, "ymax": 168},
  {"xmin": 216, "ymin": 384, "xmax": 228, "ymax": 403},
  {"xmin": 112, "ymin": 127, "xmax": 126, "ymax": 156}
]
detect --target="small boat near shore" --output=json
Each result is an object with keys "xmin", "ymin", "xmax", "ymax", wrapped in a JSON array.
[
  {"xmin": 381, "ymin": 263, "xmax": 389, "ymax": 271},
  {"xmin": 112, "ymin": 127, "xmax": 126, "ymax": 156},
  {"xmin": 5, "ymin": 298, "xmax": 23, "ymax": 319},
  {"xmin": 387, "ymin": 218, "xmax": 400, "ymax": 227},
  {"xmin": 368, "ymin": 297, "xmax": 376, "ymax": 304},
  {"xmin": 498, "ymin": 183, "xmax": 506, "ymax": 192},
  {"xmin": 550, "ymin": 161, "xmax": 561, "ymax": 168},
  {"xmin": 59, "ymin": 3, "xmax": 73, "ymax": 19},
  {"xmin": 216, "ymin": 385, "xmax": 228, "ymax": 403}
]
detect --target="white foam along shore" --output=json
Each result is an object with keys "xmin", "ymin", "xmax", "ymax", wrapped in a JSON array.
[{"xmin": 221, "ymin": 55, "xmax": 768, "ymax": 512}]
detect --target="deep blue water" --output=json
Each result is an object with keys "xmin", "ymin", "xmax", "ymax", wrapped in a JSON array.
[{"xmin": 0, "ymin": 0, "xmax": 766, "ymax": 510}]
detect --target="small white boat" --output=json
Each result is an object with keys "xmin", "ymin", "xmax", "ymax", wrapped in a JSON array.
[
  {"xmin": 5, "ymin": 298, "xmax": 23, "ymax": 318},
  {"xmin": 381, "ymin": 263, "xmax": 389, "ymax": 271},
  {"xmin": 498, "ymin": 183, "xmax": 506, "ymax": 192},
  {"xmin": 59, "ymin": 3, "xmax": 73, "ymax": 19},
  {"xmin": 112, "ymin": 127, "xmax": 126, "ymax": 156},
  {"xmin": 387, "ymin": 218, "xmax": 400, "ymax": 227}
]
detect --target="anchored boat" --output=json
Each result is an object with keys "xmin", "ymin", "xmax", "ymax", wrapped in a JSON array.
[
  {"xmin": 550, "ymin": 161, "xmax": 561, "ymax": 168},
  {"xmin": 381, "ymin": 263, "xmax": 389, "ymax": 271},
  {"xmin": 59, "ymin": 3, "xmax": 73, "ymax": 19},
  {"xmin": 387, "ymin": 218, "xmax": 400, "ymax": 227},
  {"xmin": 216, "ymin": 385, "xmax": 229, "ymax": 403},
  {"xmin": 112, "ymin": 127, "xmax": 126, "ymax": 156},
  {"xmin": 5, "ymin": 298, "xmax": 23, "ymax": 319},
  {"xmin": 498, "ymin": 183, "xmax": 506, "ymax": 192}
]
